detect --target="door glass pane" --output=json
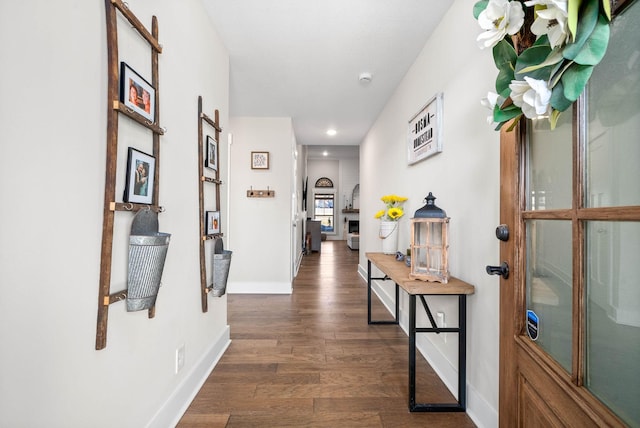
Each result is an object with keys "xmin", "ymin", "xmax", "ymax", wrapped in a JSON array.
[
  {"xmin": 525, "ymin": 220, "xmax": 572, "ymax": 372},
  {"xmin": 585, "ymin": 221, "xmax": 640, "ymax": 426},
  {"xmin": 526, "ymin": 111, "xmax": 573, "ymax": 210},
  {"xmin": 586, "ymin": 2, "xmax": 640, "ymax": 208}
]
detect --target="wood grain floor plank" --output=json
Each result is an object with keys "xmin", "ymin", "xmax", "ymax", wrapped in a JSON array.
[{"xmin": 178, "ymin": 240, "xmax": 475, "ymax": 427}]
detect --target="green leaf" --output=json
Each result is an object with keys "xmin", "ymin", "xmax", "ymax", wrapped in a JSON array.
[
  {"xmin": 550, "ymin": 60, "xmax": 574, "ymax": 88},
  {"xmin": 563, "ymin": 0, "xmax": 600, "ymax": 60},
  {"xmin": 493, "ymin": 103, "xmax": 522, "ymax": 123},
  {"xmin": 549, "ymin": 109, "xmax": 563, "ymax": 129},
  {"xmin": 496, "ymin": 68, "xmax": 515, "ymax": 98},
  {"xmin": 515, "ymin": 43, "xmax": 554, "ymax": 81},
  {"xmin": 493, "ymin": 39, "xmax": 517, "ymax": 71},
  {"xmin": 550, "ymin": 81, "xmax": 573, "ymax": 111},
  {"xmin": 519, "ymin": 49, "xmax": 564, "ymax": 74},
  {"xmin": 473, "ymin": 0, "xmax": 489, "ymax": 19},
  {"xmin": 572, "ymin": 14, "xmax": 610, "ymax": 65},
  {"xmin": 567, "ymin": 0, "xmax": 583, "ymax": 42},
  {"xmin": 562, "ymin": 63, "xmax": 594, "ymax": 101},
  {"xmin": 601, "ymin": 0, "xmax": 611, "ymax": 20}
]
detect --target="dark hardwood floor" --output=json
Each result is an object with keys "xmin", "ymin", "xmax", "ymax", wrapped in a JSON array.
[{"xmin": 178, "ymin": 240, "xmax": 476, "ymax": 427}]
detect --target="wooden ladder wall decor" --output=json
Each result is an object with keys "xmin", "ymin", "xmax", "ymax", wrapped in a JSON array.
[
  {"xmin": 198, "ymin": 96, "xmax": 223, "ymax": 312},
  {"xmin": 96, "ymin": 0, "xmax": 164, "ymax": 350}
]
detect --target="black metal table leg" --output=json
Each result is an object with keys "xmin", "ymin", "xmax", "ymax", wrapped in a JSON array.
[
  {"xmin": 458, "ymin": 294, "xmax": 467, "ymax": 410},
  {"xmin": 367, "ymin": 260, "xmax": 399, "ymax": 325},
  {"xmin": 409, "ymin": 294, "xmax": 466, "ymax": 412},
  {"xmin": 409, "ymin": 294, "xmax": 417, "ymax": 410}
]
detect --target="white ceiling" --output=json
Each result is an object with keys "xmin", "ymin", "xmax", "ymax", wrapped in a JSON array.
[{"xmin": 203, "ymin": 0, "xmax": 452, "ymax": 158}]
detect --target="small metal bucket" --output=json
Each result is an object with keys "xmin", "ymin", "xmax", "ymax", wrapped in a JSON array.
[
  {"xmin": 211, "ymin": 244, "xmax": 232, "ymax": 297},
  {"xmin": 126, "ymin": 209, "xmax": 171, "ymax": 311}
]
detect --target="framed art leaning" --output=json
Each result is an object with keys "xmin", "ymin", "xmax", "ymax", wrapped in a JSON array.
[
  {"xmin": 205, "ymin": 135, "xmax": 218, "ymax": 171},
  {"xmin": 119, "ymin": 62, "xmax": 155, "ymax": 122},
  {"xmin": 206, "ymin": 211, "xmax": 221, "ymax": 235},
  {"xmin": 123, "ymin": 147, "xmax": 155, "ymax": 205}
]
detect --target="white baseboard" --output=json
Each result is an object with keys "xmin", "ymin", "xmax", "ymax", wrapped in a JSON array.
[
  {"xmin": 147, "ymin": 326, "xmax": 231, "ymax": 428},
  {"xmin": 227, "ymin": 281, "xmax": 293, "ymax": 294}
]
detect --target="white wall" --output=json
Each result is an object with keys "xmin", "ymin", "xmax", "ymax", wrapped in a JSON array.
[
  {"xmin": 359, "ymin": 1, "xmax": 500, "ymax": 426},
  {"xmin": 0, "ymin": 1, "xmax": 230, "ymax": 426},
  {"xmin": 226, "ymin": 117, "xmax": 295, "ymax": 294}
]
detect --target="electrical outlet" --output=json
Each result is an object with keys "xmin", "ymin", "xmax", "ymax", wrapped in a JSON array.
[
  {"xmin": 175, "ymin": 344, "xmax": 185, "ymax": 374},
  {"xmin": 436, "ymin": 312, "xmax": 446, "ymax": 343}
]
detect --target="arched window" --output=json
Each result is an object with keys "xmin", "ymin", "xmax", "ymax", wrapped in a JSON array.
[{"xmin": 314, "ymin": 177, "xmax": 333, "ymax": 188}]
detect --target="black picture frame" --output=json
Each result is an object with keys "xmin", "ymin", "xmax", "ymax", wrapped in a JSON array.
[
  {"xmin": 119, "ymin": 62, "xmax": 156, "ymax": 122},
  {"xmin": 206, "ymin": 211, "xmax": 221, "ymax": 235},
  {"xmin": 124, "ymin": 147, "xmax": 155, "ymax": 205},
  {"xmin": 205, "ymin": 135, "xmax": 218, "ymax": 171}
]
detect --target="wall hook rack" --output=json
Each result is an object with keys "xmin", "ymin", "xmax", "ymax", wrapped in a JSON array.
[{"xmin": 247, "ymin": 187, "xmax": 275, "ymax": 198}]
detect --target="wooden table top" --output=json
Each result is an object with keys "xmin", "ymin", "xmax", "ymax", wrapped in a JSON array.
[{"xmin": 366, "ymin": 252, "xmax": 475, "ymax": 295}]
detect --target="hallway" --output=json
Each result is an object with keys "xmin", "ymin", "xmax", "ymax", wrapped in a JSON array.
[{"xmin": 178, "ymin": 241, "xmax": 476, "ymax": 427}]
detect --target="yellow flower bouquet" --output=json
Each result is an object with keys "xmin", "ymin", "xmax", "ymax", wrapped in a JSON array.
[{"xmin": 374, "ymin": 194, "xmax": 408, "ymax": 222}]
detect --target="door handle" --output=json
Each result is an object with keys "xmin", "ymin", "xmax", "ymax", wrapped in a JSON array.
[{"xmin": 486, "ymin": 261, "xmax": 509, "ymax": 279}]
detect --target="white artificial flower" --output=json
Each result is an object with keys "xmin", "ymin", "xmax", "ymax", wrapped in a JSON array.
[
  {"xmin": 509, "ymin": 77, "xmax": 552, "ymax": 119},
  {"xmin": 524, "ymin": 0, "xmax": 569, "ymax": 48},
  {"xmin": 480, "ymin": 91, "xmax": 500, "ymax": 124},
  {"xmin": 477, "ymin": 0, "xmax": 525, "ymax": 49}
]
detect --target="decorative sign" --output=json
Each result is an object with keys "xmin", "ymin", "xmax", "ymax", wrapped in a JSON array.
[
  {"xmin": 526, "ymin": 310, "xmax": 539, "ymax": 341},
  {"xmin": 407, "ymin": 93, "xmax": 443, "ymax": 165}
]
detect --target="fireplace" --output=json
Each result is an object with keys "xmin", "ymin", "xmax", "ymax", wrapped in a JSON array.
[{"xmin": 347, "ymin": 220, "xmax": 359, "ymax": 250}]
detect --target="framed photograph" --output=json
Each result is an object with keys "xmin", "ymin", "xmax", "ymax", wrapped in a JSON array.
[
  {"xmin": 206, "ymin": 211, "xmax": 221, "ymax": 235},
  {"xmin": 251, "ymin": 151, "xmax": 269, "ymax": 169},
  {"xmin": 124, "ymin": 147, "xmax": 155, "ymax": 204},
  {"xmin": 407, "ymin": 92, "xmax": 443, "ymax": 165},
  {"xmin": 119, "ymin": 62, "xmax": 155, "ymax": 122},
  {"xmin": 205, "ymin": 135, "xmax": 218, "ymax": 171}
]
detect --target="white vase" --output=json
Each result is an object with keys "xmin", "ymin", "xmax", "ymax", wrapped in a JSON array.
[{"xmin": 379, "ymin": 221, "xmax": 398, "ymax": 255}]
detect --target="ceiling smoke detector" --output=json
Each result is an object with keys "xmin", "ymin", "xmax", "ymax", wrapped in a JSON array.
[{"xmin": 358, "ymin": 72, "xmax": 372, "ymax": 84}]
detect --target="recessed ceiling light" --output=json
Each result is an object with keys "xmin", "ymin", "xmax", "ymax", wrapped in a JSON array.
[
  {"xmin": 326, "ymin": 129, "xmax": 337, "ymax": 136},
  {"xmin": 323, "ymin": 151, "xmax": 328, "ymax": 156}
]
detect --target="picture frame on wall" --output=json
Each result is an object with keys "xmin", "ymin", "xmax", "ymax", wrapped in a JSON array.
[
  {"xmin": 119, "ymin": 62, "xmax": 155, "ymax": 122},
  {"xmin": 206, "ymin": 211, "xmax": 221, "ymax": 235},
  {"xmin": 123, "ymin": 147, "xmax": 155, "ymax": 205},
  {"xmin": 251, "ymin": 151, "xmax": 269, "ymax": 169},
  {"xmin": 407, "ymin": 92, "xmax": 443, "ymax": 165},
  {"xmin": 205, "ymin": 135, "xmax": 218, "ymax": 171}
]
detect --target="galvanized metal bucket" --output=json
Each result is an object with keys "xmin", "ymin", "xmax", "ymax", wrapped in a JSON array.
[
  {"xmin": 126, "ymin": 209, "xmax": 171, "ymax": 311},
  {"xmin": 211, "ymin": 239, "xmax": 232, "ymax": 297}
]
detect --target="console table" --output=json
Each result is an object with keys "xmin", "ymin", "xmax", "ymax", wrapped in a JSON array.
[{"xmin": 366, "ymin": 252, "xmax": 475, "ymax": 412}]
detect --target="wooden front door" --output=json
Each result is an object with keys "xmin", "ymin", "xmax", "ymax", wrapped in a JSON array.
[{"xmin": 498, "ymin": 1, "xmax": 640, "ymax": 426}]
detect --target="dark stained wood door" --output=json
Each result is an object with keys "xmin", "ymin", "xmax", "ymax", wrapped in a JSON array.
[{"xmin": 498, "ymin": 3, "xmax": 640, "ymax": 422}]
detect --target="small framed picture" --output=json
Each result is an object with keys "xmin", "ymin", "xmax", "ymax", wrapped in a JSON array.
[
  {"xmin": 251, "ymin": 151, "xmax": 269, "ymax": 169},
  {"xmin": 205, "ymin": 135, "xmax": 218, "ymax": 171},
  {"xmin": 119, "ymin": 62, "xmax": 155, "ymax": 122},
  {"xmin": 124, "ymin": 147, "xmax": 155, "ymax": 204},
  {"xmin": 206, "ymin": 211, "xmax": 221, "ymax": 235}
]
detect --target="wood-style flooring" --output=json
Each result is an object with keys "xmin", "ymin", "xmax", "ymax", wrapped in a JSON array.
[{"xmin": 178, "ymin": 240, "xmax": 476, "ymax": 427}]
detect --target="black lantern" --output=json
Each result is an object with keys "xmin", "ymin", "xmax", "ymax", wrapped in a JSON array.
[{"xmin": 410, "ymin": 192, "xmax": 449, "ymax": 283}]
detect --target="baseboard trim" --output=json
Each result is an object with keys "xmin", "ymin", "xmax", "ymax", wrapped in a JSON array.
[{"xmin": 147, "ymin": 326, "xmax": 231, "ymax": 428}]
